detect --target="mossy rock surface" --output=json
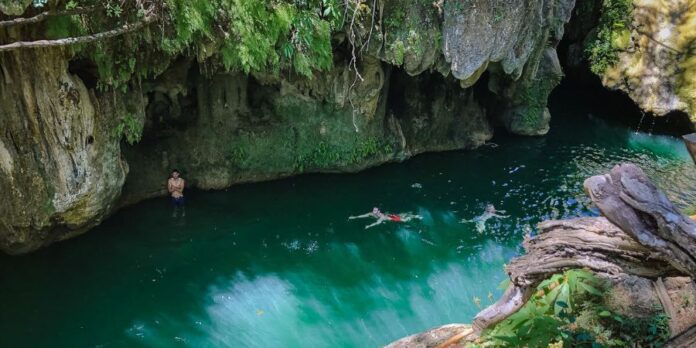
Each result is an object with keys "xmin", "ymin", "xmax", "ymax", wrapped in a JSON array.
[{"xmin": 592, "ymin": 0, "xmax": 696, "ymax": 120}]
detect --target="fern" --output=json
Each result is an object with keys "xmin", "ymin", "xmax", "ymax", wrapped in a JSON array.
[{"xmin": 29, "ymin": 0, "xmax": 344, "ymax": 88}]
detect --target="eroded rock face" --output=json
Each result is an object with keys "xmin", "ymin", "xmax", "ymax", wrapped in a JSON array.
[
  {"xmin": 377, "ymin": 0, "xmax": 575, "ymax": 135},
  {"xmin": 599, "ymin": 0, "xmax": 696, "ymax": 118},
  {"xmin": 388, "ymin": 68, "xmax": 492, "ymax": 154},
  {"xmin": 0, "ymin": 49, "xmax": 130, "ymax": 254},
  {"xmin": 443, "ymin": 0, "xmax": 573, "ymax": 135},
  {"xmin": 119, "ymin": 58, "xmax": 493, "ymax": 205},
  {"xmin": 443, "ymin": 0, "xmax": 567, "ymax": 81}
]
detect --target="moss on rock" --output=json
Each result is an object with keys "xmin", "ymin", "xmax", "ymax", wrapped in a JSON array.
[{"xmin": 591, "ymin": 0, "xmax": 696, "ymax": 119}]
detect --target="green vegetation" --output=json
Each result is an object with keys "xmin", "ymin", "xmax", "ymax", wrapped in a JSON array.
[
  {"xmin": 294, "ymin": 137, "xmax": 389, "ymax": 171},
  {"xmin": 405, "ymin": 29, "xmax": 424, "ymax": 59},
  {"xmin": 383, "ymin": 6, "xmax": 406, "ymax": 33},
  {"xmin": 480, "ymin": 269, "xmax": 670, "ymax": 347},
  {"xmin": 586, "ymin": 0, "xmax": 634, "ymax": 75},
  {"xmin": 380, "ymin": 0, "xmax": 441, "ymax": 69},
  {"xmin": 389, "ymin": 40, "xmax": 406, "ymax": 66},
  {"xmin": 443, "ymin": 0, "xmax": 470, "ymax": 14},
  {"xmin": 22, "ymin": 0, "xmax": 345, "ymax": 89},
  {"xmin": 515, "ymin": 71, "xmax": 562, "ymax": 131},
  {"xmin": 113, "ymin": 112, "xmax": 143, "ymax": 145}
]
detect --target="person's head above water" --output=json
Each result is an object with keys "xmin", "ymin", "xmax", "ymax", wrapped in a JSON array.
[
  {"xmin": 171, "ymin": 169, "xmax": 180, "ymax": 179},
  {"xmin": 372, "ymin": 207, "xmax": 381, "ymax": 215},
  {"xmin": 485, "ymin": 204, "xmax": 496, "ymax": 213}
]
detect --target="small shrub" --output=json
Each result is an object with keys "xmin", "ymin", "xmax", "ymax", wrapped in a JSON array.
[
  {"xmin": 482, "ymin": 269, "xmax": 671, "ymax": 347},
  {"xmin": 586, "ymin": 0, "xmax": 634, "ymax": 75},
  {"xmin": 113, "ymin": 113, "xmax": 143, "ymax": 145}
]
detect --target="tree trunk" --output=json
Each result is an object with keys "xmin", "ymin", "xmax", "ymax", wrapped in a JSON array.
[
  {"xmin": 584, "ymin": 163, "xmax": 696, "ymax": 277},
  {"xmin": 683, "ymin": 133, "xmax": 696, "ymax": 166}
]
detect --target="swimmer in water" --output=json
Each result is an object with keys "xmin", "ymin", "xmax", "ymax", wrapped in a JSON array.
[
  {"xmin": 349, "ymin": 207, "xmax": 423, "ymax": 229},
  {"xmin": 461, "ymin": 204, "xmax": 508, "ymax": 233}
]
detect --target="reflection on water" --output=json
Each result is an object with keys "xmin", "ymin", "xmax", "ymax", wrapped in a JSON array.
[{"xmin": 2, "ymin": 94, "xmax": 696, "ymax": 347}]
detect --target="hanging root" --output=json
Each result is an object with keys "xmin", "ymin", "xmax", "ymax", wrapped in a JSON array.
[{"xmin": 341, "ymin": 0, "xmax": 380, "ymax": 132}]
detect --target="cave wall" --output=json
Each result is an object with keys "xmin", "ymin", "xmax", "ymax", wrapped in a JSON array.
[
  {"xmin": 1, "ymin": 0, "xmax": 577, "ymax": 254},
  {"xmin": 118, "ymin": 57, "xmax": 494, "ymax": 206},
  {"xmin": 0, "ymin": 48, "xmax": 142, "ymax": 253}
]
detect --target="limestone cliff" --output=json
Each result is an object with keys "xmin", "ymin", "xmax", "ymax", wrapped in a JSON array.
[
  {"xmin": 0, "ymin": 48, "xmax": 140, "ymax": 253},
  {"xmin": 580, "ymin": 0, "xmax": 696, "ymax": 119},
  {"xmin": 376, "ymin": 0, "xmax": 573, "ymax": 135},
  {"xmin": 0, "ymin": 0, "xmax": 575, "ymax": 253}
]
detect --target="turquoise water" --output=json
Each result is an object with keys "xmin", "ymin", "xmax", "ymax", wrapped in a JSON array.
[{"xmin": 2, "ymin": 90, "xmax": 696, "ymax": 348}]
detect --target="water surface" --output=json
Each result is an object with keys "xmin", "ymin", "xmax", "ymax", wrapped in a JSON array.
[{"xmin": 2, "ymin": 89, "xmax": 696, "ymax": 347}]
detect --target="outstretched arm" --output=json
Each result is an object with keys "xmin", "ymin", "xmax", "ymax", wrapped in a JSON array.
[
  {"xmin": 461, "ymin": 214, "xmax": 482, "ymax": 223},
  {"xmin": 349, "ymin": 213, "xmax": 372, "ymax": 220}
]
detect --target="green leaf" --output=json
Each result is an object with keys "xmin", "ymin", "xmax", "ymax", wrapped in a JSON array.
[
  {"xmin": 578, "ymin": 281, "xmax": 603, "ymax": 296},
  {"xmin": 492, "ymin": 335, "xmax": 518, "ymax": 344},
  {"xmin": 599, "ymin": 310, "xmax": 611, "ymax": 317}
]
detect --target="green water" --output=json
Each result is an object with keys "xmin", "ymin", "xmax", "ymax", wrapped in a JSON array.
[{"xmin": 3, "ymin": 89, "xmax": 696, "ymax": 348}]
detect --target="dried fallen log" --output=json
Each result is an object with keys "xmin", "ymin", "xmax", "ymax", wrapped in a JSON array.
[
  {"xmin": 584, "ymin": 163, "xmax": 696, "ymax": 277},
  {"xmin": 384, "ymin": 324, "xmax": 472, "ymax": 348},
  {"xmin": 683, "ymin": 133, "xmax": 696, "ymax": 166},
  {"xmin": 667, "ymin": 324, "xmax": 696, "ymax": 347},
  {"xmin": 471, "ymin": 217, "xmax": 679, "ymax": 334}
]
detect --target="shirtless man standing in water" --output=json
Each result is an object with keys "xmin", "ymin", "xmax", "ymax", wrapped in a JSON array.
[{"xmin": 168, "ymin": 169, "xmax": 186, "ymax": 217}]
